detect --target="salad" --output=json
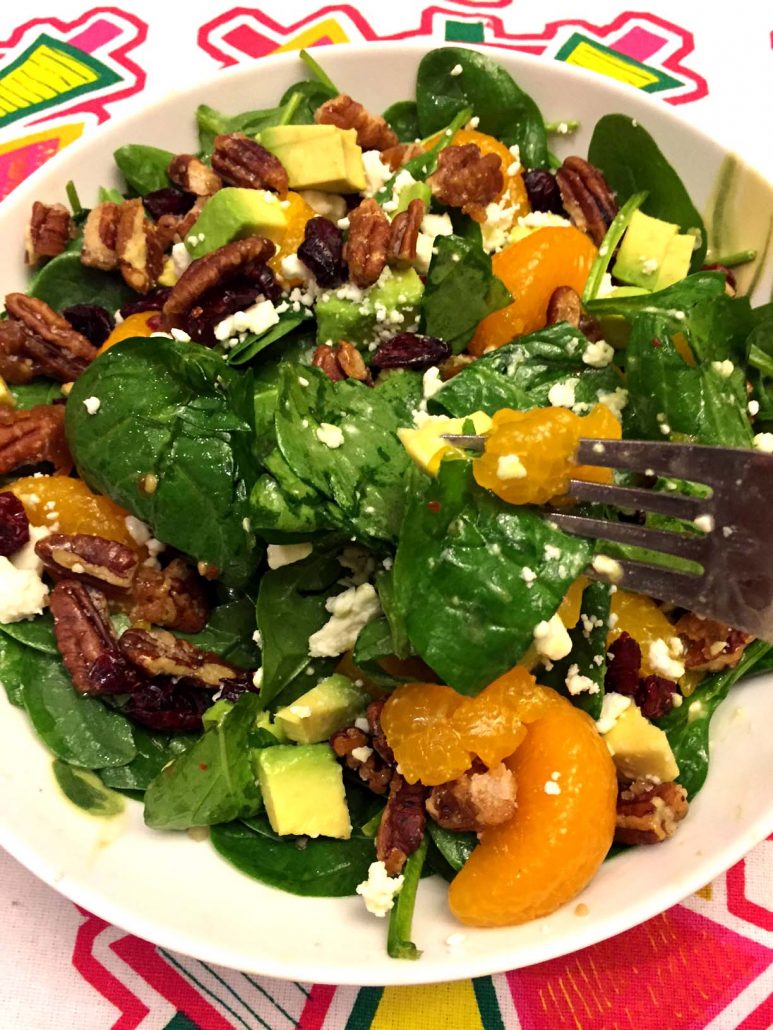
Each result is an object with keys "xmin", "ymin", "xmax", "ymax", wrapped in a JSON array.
[{"xmin": 0, "ymin": 44, "xmax": 771, "ymax": 959}]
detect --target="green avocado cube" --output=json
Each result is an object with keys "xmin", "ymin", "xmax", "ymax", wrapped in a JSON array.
[
  {"xmin": 613, "ymin": 209, "xmax": 677, "ymax": 289},
  {"xmin": 256, "ymin": 744, "xmax": 351, "ymax": 839},
  {"xmin": 652, "ymin": 233, "xmax": 696, "ymax": 290},
  {"xmin": 259, "ymin": 124, "xmax": 365, "ymax": 193},
  {"xmin": 315, "ymin": 266, "xmax": 424, "ymax": 347},
  {"xmin": 184, "ymin": 187, "xmax": 287, "ymax": 258},
  {"xmin": 274, "ymin": 674, "xmax": 368, "ymax": 744},
  {"xmin": 395, "ymin": 180, "xmax": 432, "ymax": 215}
]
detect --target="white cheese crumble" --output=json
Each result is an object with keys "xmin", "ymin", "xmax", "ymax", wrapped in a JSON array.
[
  {"xmin": 214, "ymin": 299, "xmax": 279, "ymax": 341},
  {"xmin": 641, "ymin": 257, "xmax": 659, "ymax": 276},
  {"xmin": 544, "ymin": 780, "xmax": 562, "ymax": 795},
  {"xmin": 308, "ymin": 583, "xmax": 381, "ymax": 658},
  {"xmin": 595, "ymin": 692, "xmax": 632, "ymax": 734},
  {"xmin": 693, "ymin": 514, "xmax": 715, "ymax": 533},
  {"xmin": 548, "ymin": 378, "xmax": 578, "ymax": 409},
  {"xmin": 422, "ymin": 367, "xmax": 444, "ymax": 400},
  {"xmin": 0, "ymin": 524, "xmax": 51, "ymax": 622},
  {"xmin": 124, "ymin": 515, "xmax": 152, "ymax": 546},
  {"xmin": 533, "ymin": 614, "xmax": 572, "ymax": 660},
  {"xmin": 481, "ymin": 199, "xmax": 516, "ymax": 254},
  {"xmin": 414, "ymin": 213, "xmax": 454, "ymax": 274},
  {"xmin": 266, "ymin": 542, "xmax": 313, "ymax": 570},
  {"xmin": 515, "ymin": 211, "xmax": 571, "ymax": 232},
  {"xmin": 582, "ymin": 340, "xmax": 615, "ymax": 368},
  {"xmin": 597, "ymin": 387, "xmax": 629, "ymax": 420},
  {"xmin": 648, "ymin": 637, "xmax": 685, "ymax": 680},
  {"xmin": 351, "ymin": 746, "xmax": 373, "ymax": 763},
  {"xmin": 362, "ymin": 150, "xmax": 392, "ymax": 197},
  {"xmin": 591, "ymin": 554, "xmax": 623, "ymax": 583},
  {"xmin": 354, "ymin": 716, "xmax": 370, "ymax": 733},
  {"xmin": 297, "ymin": 190, "xmax": 347, "ymax": 222},
  {"xmin": 356, "ymin": 860, "xmax": 404, "ymax": 917},
  {"xmin": 497, "ymin": 454, "xmax": 527, "ymax": 480},
  {"xmin": 83, "ymin": 396, "xmax": 101, "ymax": 415},
  {"xmin": 521, "ymin": 566, "xmax": 537, "ymax": 585},
  {"xmin": 445, "ymin": 932, "xmax": 467, "ymax": 949},
  {"xmin": 450, "ymin": 63, "xmax": 463, "ymax": 76},
  {"xmin": 753, "ymin": 432, "xmax": 773, "ymax": 453},
  {"xmin": 316, "ymin": 422, "xmax": 345, "ymax": 449},
  {"xmin": 544, "ymin": 543, "xmax": 561, "ymax": 560},
  {"xmin": 565, "ymin": 663, "xmax": 600, "ymax": 695},
  {"xmin": 252, "ymin": 668, "xmax": 264, "ymax": 690},
  {"xmin": 171, "ymin": 241, "xmax": 193, "ymax": 278},
  {"xmin": 748, "ymin": 400, "xmax": 760, "ymax": 416},
  {"xmin": 711, "ymin": 359, "xmax": 734, "ymax": 378}
]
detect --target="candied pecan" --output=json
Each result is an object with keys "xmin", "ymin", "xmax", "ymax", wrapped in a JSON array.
[
  {"xmin": 297, "ymin": 217, "xmax": 345, "ymax": 287},
  {"xmin": 376, "ymin": 773, "xmax": 427, "ymax": 875},
  {"xmin": 555, "ymin": 156, "xmax": 618, "ymax": 247},
  {"xmin": 315, "ymin": 94, "xmax": 398, "ymax": 152},
  {"xmin": 0, "ymin": 492, "xmax": 30, "ymax": 556},
  {"xmin": 674, "ymin": 612, "xmax": 752, "ymax": 672},
  {"xmin": 212, "ymin": 134, "xmax": 288, "ymax": 196},
  {"xmin": 115, "ymin": 198, "xmax": 164, "ymax": 294},
  {"xmin": 614, "ymin": 779, "xmax": 689, "ymax": 845},
  {"xmin": 168, "ymin": 154, "xmax": 222, "ymax": 196},
  {"xmin": 605, "ymin": 631, "xmax": 642, "ymax": 697},
  {"xmin": 123, "ymin": 677, "xmax": 212, "ymax": 732},
  {"xmin": 0, "ymin": 404, "xmax": 70, "ymax": 475},
  {"xmin": 311, "ymin": 342, "xmax": 369, "ymax": 383},
  {"xmin": 343, "ymin": 199, "xmax": 390, "ymax": 288},
  {"xmin": 546, "ymin": 285, "xmax": 583, "ymax": 328},
  {"xmin": 427, "ymin": 762, "xmax": 517, "ymax": 832},
  {"xmin": 637, "ymin": 675, "xmax": 676, "ymax": 719},
  {"xmin": 128, "ymin": 557, "xmax": 209, "ymax": 633},
  {"xmin": 0, "ymin": 319, "xmax": 37, "ymax": 384},
  {"xmin": 388, "ymin": 198, "xmax": 425, "ymax": 266},
  {"xmin": 439, "ymin": 353, "xmax": 475, "ymax": 380},
  {"xmin": 155, "ymin": 196, "xmax": 206, "ymax": 251},
  {"xmin": 381, "ymin": 141, "xmax": 425, "ymax": 172},
  {"xmin": 35, "ymin": 533, "xmax": 138, "ymax": 590},
  {"xmin": 427, "ymin": 144, "xmax": 503, "ymax": 219},
  {"xmin": 5, "ymin": 293, "xmax": 95, "ymax": 382},
  {"xmin": 25, "ymin": 201, "xmax": 74, "ymax": 265},
  {"xmin": 330, "ymin": 725, "xmax": 393, "ymax": 795},
  {"xmin": 367, "ymin": 697, "xmax": 394, "ymax": 765},
  {"xmin": 312, "ymin": 343, "xmax": 346, "ymax": 382},
  {"xmin": 49, "ymin": 580, "xmax": 144, "ymax": 695},
  {"xmin": 160, "ymin": 237, "xmax": 275, "ymax": 330},
  {"xmin": 372, "ymin": 332, "xmax": 451, "ymax": 372},
  {"xmin": 120, "ymin": 627, "xmax": 245, "ymax": 689},
  {"xmin": 81, "ymin": 202, "xmax": 121, "ymax": 270}
]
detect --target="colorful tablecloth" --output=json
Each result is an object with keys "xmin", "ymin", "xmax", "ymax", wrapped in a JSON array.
[{"xmin": 0, "ymin": 3, "xmax": 771, "ymax": 1027}]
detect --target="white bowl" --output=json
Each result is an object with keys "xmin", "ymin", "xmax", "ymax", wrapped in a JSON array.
[{"xmin": 1, "ymin": 42, "xmax": 772, "ymax": 986}]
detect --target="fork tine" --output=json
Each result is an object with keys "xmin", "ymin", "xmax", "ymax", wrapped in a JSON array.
[
  {"xmin": 547, "ymin": 512, "xmax": 708, "ymax": 562},
  {"xmin": 587, "ymin": 558, "xmax": 706, "ymax": 610},
  {"xmin": 567, "ymin": 479, "xmax": 708, "ymax": 521},
  {"xmin": 576, "ymin": 438, "xmax": 740, "ymax": 484}
]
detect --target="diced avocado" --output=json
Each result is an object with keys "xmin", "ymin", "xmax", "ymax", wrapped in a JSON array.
[
  {"xmin": 606, "ymin": 285, "xmax": 651, "ymax": 298},
  {"xmin": 603, "ymin": 704, "xmax": 679, "ymax": 782},
  {"xmin": 202, "ymin": 698, "xmax": 233, "ymax": 730},
  {"xmin": 259, "ymin": 124, "xmax": 365, "ymax": 193},
  {"xmin": 652, "ymin": 233, "xmax": 696, "ymax": 291},
  {"xmin": 255, "ymin": 709, "xmax": 288, "ymax": 743},
  {"xmin": 256, "ymin": 743, "xmax": 351, "ymax": 838},
  {"xmin": 274, "ymin": 674, "xmax": 368, "ymax": 744},
  {"xmin": 613, "ymin": 210, "xmax": 692, "ymax": 290},
  {"xmin": 184, "ymin": 188, "xmax": 287, "ymax": 258},
  {"xmin": 398, "ymin": 411, "xmax": 493, "ymax": 476},
  {"xmin": 315, "ymin": 266, "xmax": 424, "ymax": 348},
  {"xmin": 395, "ymin": 180, "xmax": 431, "ymax": 215}
]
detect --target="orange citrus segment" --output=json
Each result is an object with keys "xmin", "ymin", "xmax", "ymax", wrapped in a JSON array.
[
  {"xmin": 98, "ymin": 311, "xmax": 158, "ymax": 355},
  {"xmin": 8, "ymin": 475, "xmax": 137, "ymax": 547},
  {"xmin": 270, "ymin": 191, "xmax": 315, "ymax": 283}
]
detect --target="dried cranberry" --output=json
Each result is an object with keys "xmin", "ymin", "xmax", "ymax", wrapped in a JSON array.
[
  {"xmin": 123, "ymin": 677, "xmax": 212, "ymax": 732},
  {"xmin": 372, "ymin": 332, "xmax": 451, "ymax": 371},
  {"xmin": 88, "ymin": 650, "xmax": 145, "ymax": 695},
  {"xmin": 605, "ymin": 631, "xmax": 641, "ymax": 696},
  {"xmin": 636, "ymin": 675, "xmax": 676, "ymax": 719},
  {"xmin": 184, "ymin": 282, "xmax": 261, "ymax": 346},
  {"xmin": 523, "ymin": 169, "xmax": 565, "ymax": 215},
  {"xmin": 218, "ymin": 672, "xmax": 258, "ymax": 702},
  {"xmin": 0, "ymin": 492, "xmax": 30, "ymax": 556},
  {"xmin": 703, "ymin": 263, "xmax": 737, "ymax": 293},
  {"xmin": 245, "ymin": 262, "xmax": 282, "ymax": 303},
  {"xmin": 119, "ymin": 286, "xmax": 171, "ymax": 319},
  {"xmin": 61, "ymin": 304, "xmax": 114, "ymax": 347},
  {"xmin": 143, "ymin": 186, "xmax": 196, "ymax": 221},
  {"xmin": 297, "ymin": 217, "xmax": 345, "ymax": 288}
]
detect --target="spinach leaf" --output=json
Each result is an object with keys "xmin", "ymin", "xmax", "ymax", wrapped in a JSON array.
[
  {"xmin": 393, "ymin": 462, "xmax": 593, "ymax": 694},
  {"xmin": 114, "ymin": 144, "xmax": 173, "ymax": 194},
  {"xmin": 433, "ymin": 322, "xmax": 621, "ymax": 416},
  {"xmin": 383, "ymin": 100, "xmax": 420, "ymax": 142},
  {"xmin": 746, "ymin": 315, "xmax": 773, "ymax": 420},
  {"xmin": 583, "ymin": 192, "xmax": 648, "ymax": 303},
  {"xmin": 657, "ymin": 640, "xmax": 771, "ymax": 798},
  {"xmin": 416, "ymin": 47, "xmax": 548, "ymax": 168},
  {"xmin": 211, "ymin": 815, "xmax": 376, "ymax": 896},
  {"xmin": 279, "ymin": 80, "xmax": 336, "ymax": 124},
  {"xmin": 586, "ymin": 272, "xmax": 725, "ymax": 327},
  {"xmin": 588, "ymin": 114, "xmax": 706, "ymax": 269},
  {"xmin": 352, "ymin": 618, "xmax": 413, "ymax": 688},
  {"xmin": 29, "ymin": 251, "xmax": 134, "ymax": 312},
  {"xmin": 0, "ymin": 628, "xmax": 37, "ymax": 706},
  {"xmin": 422, "ymin": 235, "xmax": 511, "ymax": 354},
  {"xmin": 53, "ymin": 761, "xmax": 125, "ymax": 817},
  {"xmin": 250, "ymin": 461, "xmax": 338, "ymax": 538},
  {"xmin": 177, "ymin": 597, "xmax": 260, "ymax": 668},
  {"xmin": 274, "ymin": 365, "xmax": 422, "ymax": 542},
  {"xmin": 376, "ymin": 567, "xmax": 412, "ymax": 661},
  {"xmin": 143, "ymin": 693, "xmax": 264, "ymax": 829},
  {"xmin": 9, "ymin": 381, "xmax": 62, "ymax": 410},
  {"xmin": 66, "ymin": 338, "xmax": 260, "ymax": 587},
  {"xmin": 196, "ymin": 95, "xmax": 302, "ymax": 158},
  {"xmin": 426, "ymin": 819, "xmax": 476, "ymax": 872},
  {"xmin": 0, "ymin": 613, "xmax": 58, "ymax": 654},
  {"xmin": 387, "ymin": 835, "xmax": 427, "ymax": 960},
  {"xmin": 100, "ymin": 728, "xmax": 194, "ymax": 791},
  {"xmin": 225, "ymin": 310, "xmax": 308, "ymax": 366}
]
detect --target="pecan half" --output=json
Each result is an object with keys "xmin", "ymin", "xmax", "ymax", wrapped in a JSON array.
[
  {"xmin": 119, "ymin": 627, "xmax": 247, "ymax": 689},
  {"xmin": 0, "ymin": 319, "xmax": 37, "ymax": 384},
  {"xmin": 675, "ymin": 612, "xmax": 752, "ymax": 672},
  {"xmin": 160, "ymin": 237, "xmax": 276, "ymax": 330},
  {"xmin": 614, "ymin": 779, "xmax": 689, "ymax": 845},
  {"xmin": 49, "ymin": 579, "xmax": 144, "ymax": 695},
  {"xmin": 212, "ymin": 134, "xmax": 288, "ymax": 196},
  {"xmin": 0, "ymin": 404, "xmax": 71, "ymax": 475},
  {"xmin": 81, "ymin": 202, "xmax": 121, "ymax": 271},
  {"xmin": 128, "ymin": 557, "xmax": 209, "ymax": 633},
  {"xmin": 343, "ymin": 199, "xmax": 390, "ymax": 288},
  {"xmin": 376, "ymin": 773, "xmax": 427, "ymax": 876},
  {"xmin": 5, "ymin": 293, "xmax": 95, "ymax": 382},
  {"xmin": 115, "ymin": 198, "xmax": 164, "ymax": 294},
  {"xmin": 311, "ymin": 341, "xmax": 370, "ymax": 383},
  {"xmin": 388, "ymin": 198, "xmax": 425, "ymax": 266},
  {"xmin": 555, "ymin": 156, "xmax": 618, "ymax": 247},
  {"xmin": 427, "ymin": 144, "xmax": 503, "ymax": 220},
  {"xmin": 168, "ymin": 154, "xmax": 222, "ymax": 196},
  {"xmin": 426, "ymin": 762, "xmax": 517, "ymax": 832},
  {"xmin": 25, "ymin": 202, "xmax": 74, "ymax": 265},
  {"xmin": 367, "ymin": 697, "xmax": 395, "ymax": 765},
  {"xmin": 155, "ymin": 197, "xmax": 206, "ymax": 251},
  {"xmin": 315, "ymin": 94, "xmax": 398, "ymax": 152},
  {"xmin": 35, "ymin": 533, "xmax": 138, "ymax": 589},
  {"xmin": 330, "ymin": 724, "xmax": 393, "ymax": 794},
  {"xmin": 546, "ymin": 285, "xmax": 583, "ymax": 328}
]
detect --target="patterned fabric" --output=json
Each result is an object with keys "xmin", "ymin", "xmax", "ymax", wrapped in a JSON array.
[{"xmin": 0, "ymin": 3, "xmax": 771, "ymax": 1027}]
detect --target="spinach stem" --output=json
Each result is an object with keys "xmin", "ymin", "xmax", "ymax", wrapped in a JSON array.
[
  {"xmin": 65, "ymin": 180, "xmax": 82, "ymax": 216},
  {"xmin": 361, "ymin": 810, "xmax": 382, "ymax": 839},
  {"xmin": 544, "ymin": 119, "xmax": 580, "ymax": 135},
  {"xmin": 582, "ymin": 190, "xmax": 648, "ymax": 303},
  {"xmin": 377, "ymin": 106, "xmax": 473, "ymax": 205},
  {"xmin": 705, "ymin": 248, "xmax": 758, "ymax": 268},
  {"xmin": 278, "ymin": 90, "xmax": 303, "ymax": 126},
  {"xmin": 387, "ymin": 835, "xmax": 428, "ymax": 960},
  {"xmin": 547, "ymin": 150, "xmax": 562, "ymax": 171},
  {"xmin": 299, "ymin": 48, "xmax": 338, "ymax": 93}
]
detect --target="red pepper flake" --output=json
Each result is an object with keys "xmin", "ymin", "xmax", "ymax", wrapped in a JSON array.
[
  {"xmin": 199, "ymin": 763, "xmax": 209, "ymax": 771},
  {"xmin": 650, "ymin": 337, "xmax": 662, "ymax": 349},
  {"xmin": 427, "ymin": 500, "xmax": 441, "ymax": 513}
]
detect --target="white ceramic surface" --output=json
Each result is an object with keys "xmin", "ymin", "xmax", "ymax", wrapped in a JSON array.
[{"xmin": 0, "ymin": 42, "xmax": 772, "ymax": 986}]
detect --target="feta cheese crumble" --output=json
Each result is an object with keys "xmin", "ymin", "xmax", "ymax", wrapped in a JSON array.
[
  {"xmin": 481, "ymin": 199, "xmax": 516, "ymax": 254},
  {"xmin": 693, "ymin": 514, "xmax": 715, "ymax": 533},
  {"xmin": 362, "ymin": 150, "xmax": 392, "ymax": 197},
  {"xmin": 748, "ymin": 400, "xmax": 760, "ymax": 417},
  {"xmin": 565, "ymin": 663, "xmax": 600, "ymax": 696},
  {"xmin": 316, "ymin": 423, "xmax": 345, "ymax": 448},
  {"xmin": 533, "ymin": 614, "xmax": 573, "ymax": 661},
  {"xmin": 450, "ymin": 63, "xmax": 463, "ymax": 76},
  {"xmin": 521, "ymin": 566, "xmax": 537, "ymax": 585},
  {"xmin": 648, "ymin": 637, "xmax": 685, "ymax": 680},
  {"xmin": 595, "ymin": 692, "xmax": 632, "ymax": 734},
  {"xmin": 351, "ymin": 746, "xmax": 373, "ymax": 763},
  {"xmin": 266, "ymin": 542, "xmax": 313, "ymax": 569},
  {"xmin": 591, "ymin": 554, "xmax": 624, "ymax": 583},
  {"xmin": 753, "ymin": 432, "xmax": 773, "ymax": 453},
  {"xmin": 547, "ymin": 379, "xmax": 578, "ymax": 409},
  {"xmin": 422, "ymin": 366, "xmax": 444, "ymax": 400},
  {"xmin": 711, "ymin": 359, "xmax": 734, "ymax": 378},
  {"xmin": 297, "ymin": 190, "xmax": 347, "ymax": 222},
  {"xmin": 308, "ymin": 583, "xmax": 381, "ymax": 658},
  {"xmin": 83, "ymin": 396, "xmax": 101, "ymax": 415},
  {"xmin": 0, "ymin": 523, "xmax": 51, "ymax": 622},
  {"xmin": 214, "ymin": 299, "xmax": 279, "ymax": 342},
  {"xmin": 581, "ymin": 340, "xmax": 615, "ymax": 368},
  {"xmin": 597, "ymin": 387, "xmax": 629, "ymax": 420},
  {"xmin": 356, "ymin": 860, "xmax": 404, "ymax": 917},
  {"xmin": 497, "ymin": 454, "xmax": 527, "ymax": 480},
  {"xmin": 544, "ymin": 780, "xmax": 562, "ymax": 795}
]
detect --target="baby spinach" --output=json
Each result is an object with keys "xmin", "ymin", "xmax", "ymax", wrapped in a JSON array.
[
  {"xmin": 747, "ymin": 313, "xmax": 773, "ymax": 420},
  {"xmin": 114, "ymin": 144, "xmax": 173, "ymax": 194},
  {"xmin": 383, "ymin": 100, "xmax": 420, "ymax": 142},
  {"xmin": 66, "ymin": 338, "xmax": 260, "ymax": 587},
  {"xmin": 211, "ymin": 816, "xmax": 376, "ymax": 897},
  {"xmin": 279, "ymin": 80, "xmax": 336, "ymax": 125},
  {"xmin": 387, "ymin": 835, "xmax": 427, "ymax": 960},
  {"xmin": 426, "ymin": 820, "xmax": 476, "ymax": 872},
  {"xmin": 53, "ymin": 761, "xmax": 125, "ymax": 817},
  {"xmin": 9, "ymin": 381, "xmax": 62, "ymax": 410},
  {"xmin": 196, "ymin": 94, "xmax": 303, "ymax": 158},
  {"xmin": 416, "ymin": 47, "xmax": 548, "ymax": 168},
  {"xmin": 352, "ymin": 617, "xmax": 413, "ymax": 688},
  {"xmin": 29, "ymin": 250, "xmax": 134, "ymax": 312},
  {"xmin": 100, "ymin": 728, "xmax": 193, "ymax": 792},
  {"xmin": 588, "ymin": 114, "xmax": 706, "ymax": 269},
  {"xmin": 226, "ymin": 310, "xmax": 308, "ymax": 366},
  {"xmin": 0, "ymin": 613, "xmax": 58, "ymax": 655},
  {"xmin": 144, "ymin": 693, "xmax": 264, "ymax": 830},
  {"xmin": 177, "ymin": 597, "xmax": 260, "ymax": 669},
  {"xmin": 422, "ymin": 235, "xmax": 511, "ymax": 353},
  {"xmin": 393, "ymin": 462, "xmax": 593, "ymax": 695}
]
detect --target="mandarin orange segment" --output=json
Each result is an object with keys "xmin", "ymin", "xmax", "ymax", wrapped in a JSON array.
[
  {"xmin": 448, "ymin": 698, "xmax": 617, "ymax": 926},
  {"xmin": 450, "ymin": 129, "xmax": 530, "ymax": 219},
  {"xmin": 98, "ymin": 311, "xmax": 158, "ymax": 355},
  {"xmin": 469, "ymin": 227, "xmax": 597, "ymax": 355},
  {"xmin": 381, "ymin": 682, "xmax": 468, "ymax": 785},
  {"xmin": 573, "ymin": 403, "xmax": 623, "ymax": 486},
  {"xmin": 557, "ymin": 575, "xmax": 589, "ymax": 629},
  {"xmin": 609, "ymin": 590, "xmax": 679, "ymax": 676},
  {"xmin": 8, "ymin": 475, "xmax": 137, "ymax": 547},
  {"xmin": 270, "ymin": 191, "xmax": 315, "ymax": 282},
  {"xmin": 450, "ymin": 690, "xmax": 526, "ymax": 769}
]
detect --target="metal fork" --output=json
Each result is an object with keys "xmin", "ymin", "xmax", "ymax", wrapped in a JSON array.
[{"xmin": 442, "ymin": 436, "xmax": 773, "ymax": 641}]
